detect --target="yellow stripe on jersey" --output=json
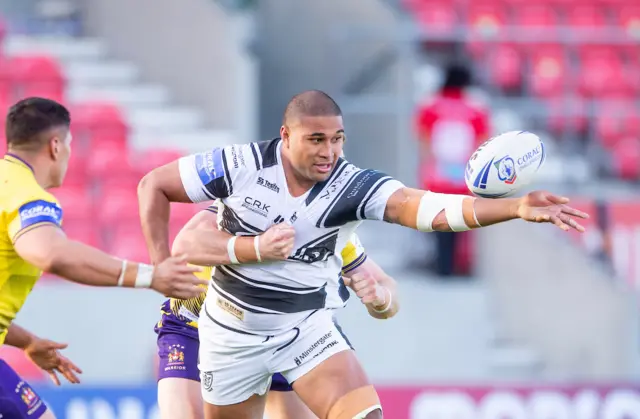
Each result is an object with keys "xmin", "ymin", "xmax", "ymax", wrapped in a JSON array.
[{"xmin": 0, "ymin": 154, "xmax": 64, "ymax": 345}]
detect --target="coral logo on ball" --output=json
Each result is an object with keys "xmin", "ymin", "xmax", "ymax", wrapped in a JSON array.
[{"xmin": 494, "ymin": 156, "xmax": 517, "ymax": 184}]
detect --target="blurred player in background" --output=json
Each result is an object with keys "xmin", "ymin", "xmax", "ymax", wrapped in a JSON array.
[
  {"xmin": 415, "ymin": 63, "xmax": 490, "ymax": 277},
  {"xmin": 0, "ymin": 98, "xmax": 207, "ymax": 419},
  {"xmin": 155, "ymin": 203, "xmax": 399, "ymax": 419}
]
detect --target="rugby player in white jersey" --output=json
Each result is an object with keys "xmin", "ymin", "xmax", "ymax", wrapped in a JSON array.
[
  {"xmin": 156, "ymin": 202, "xmax": 399, "ymax": 419},
  {"xmin": 138, "ymin": 90, "xmax": 588, "ymax": 419}
]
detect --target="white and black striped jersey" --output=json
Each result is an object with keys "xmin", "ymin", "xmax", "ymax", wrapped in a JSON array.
[{"xmin": 178, "ymin": 138, "xmax": 404, "ymax": 334}]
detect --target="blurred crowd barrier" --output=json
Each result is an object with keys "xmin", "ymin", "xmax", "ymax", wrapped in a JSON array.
[{"xmin": 35, "ymin": 384, "xmax": 640, "ymax": 419}]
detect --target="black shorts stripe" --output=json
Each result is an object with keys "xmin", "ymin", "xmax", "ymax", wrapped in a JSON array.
[{"xmin": 212, "ymin": 269, "xmax": 328, "ymax": 313}]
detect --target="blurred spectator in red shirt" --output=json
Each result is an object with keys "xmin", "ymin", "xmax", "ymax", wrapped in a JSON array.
[{"xmin": 415, "ymin": 63, "xmax": 490, "ymax": 277}]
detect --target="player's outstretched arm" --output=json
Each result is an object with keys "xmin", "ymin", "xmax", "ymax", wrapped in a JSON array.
[
  {"xmin": 5, "ymin": 324, "xmax": 82, "ymax": 385},
  {"xmin": 383, "ymin": 188, "xmax": 588, "ymax": 233},
  {"xmin": 343, "ymin": 258, "xmax": 399, "ymax": 320},
  {"xmin": 13, "ymin": 225, "xmax": 207, "ymax": 299},
  {"xmin": 173, "ymin": 209, "xmax": 295, "ymax": 266}
]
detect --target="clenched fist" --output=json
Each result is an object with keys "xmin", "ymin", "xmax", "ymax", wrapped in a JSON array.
[
  {"xmin": 258, "ymin": 223, "xmax": 295, "ymax": 261},
  {"xmin": 343, "ymin": 272, "xmax": 388, "ymax": 308}
]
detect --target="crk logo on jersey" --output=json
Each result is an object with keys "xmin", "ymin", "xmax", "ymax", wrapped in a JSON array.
[
  {"xmin": 256, "ymin": 177, "xmax": 280, "ymax": 193},
  {"xmin": 242, "ymin": 197, "xmax": 270, "ymax": 217}
]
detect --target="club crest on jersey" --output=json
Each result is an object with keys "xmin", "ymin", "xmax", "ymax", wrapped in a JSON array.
[
  {"xmin": 18, "ymin": 200, "xmax": 63, "ymax": 229},
  {"xmin": 494, "ymin": 156, "xmax": 517, "ymax": 184}
]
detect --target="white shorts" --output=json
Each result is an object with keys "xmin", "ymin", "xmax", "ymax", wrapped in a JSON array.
[{"xmin": 198, "ymin": 305, "xmax": 352, "ymax": 405}]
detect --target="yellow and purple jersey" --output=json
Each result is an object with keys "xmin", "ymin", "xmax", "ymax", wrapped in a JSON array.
[
  {"xmin": 0, "ymin": 154, "xmax": 64, "ymax": 345},
  {"xmin": 155, "ymin": 204, "xmax": 367, "ymax": 339}
]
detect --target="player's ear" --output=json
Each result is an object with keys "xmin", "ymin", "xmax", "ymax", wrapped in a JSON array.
[
  {"xmin": 280, "ymin": 126, "xmax": 289, "ymax": 147},
  {"xmin": 48, "ymin": 136, "xmax": 60, "ymax": 160}
]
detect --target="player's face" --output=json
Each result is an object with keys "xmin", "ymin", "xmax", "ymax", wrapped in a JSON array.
[
  {"xmin": 49, "ymin": 128, "xmax": 72, "ymax": 188},
  {"xmin": 281, "ymin": 116, "xmax": 345, "ymax": 184}
]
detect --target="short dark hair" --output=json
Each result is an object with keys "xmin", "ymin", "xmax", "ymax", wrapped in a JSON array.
[
  {"xmin": 441, "ymin": 63, "xmax": 472, "ymax": 90},
  {"xmin": 6, "ymin": 97, "xmax": 71, "ymax": 150},
  {"xmin": 283, "ymin": 90, "xmax": 342, "ymax": 125}
]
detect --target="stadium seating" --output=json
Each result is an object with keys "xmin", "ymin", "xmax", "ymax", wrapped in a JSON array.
[
  {"xmin": 0, "ymin": 31, "xmax": 190, "ymax": 274},
  {"xmin": 406, "ymin": 0, "xmax": 640, "ymax": 180}
]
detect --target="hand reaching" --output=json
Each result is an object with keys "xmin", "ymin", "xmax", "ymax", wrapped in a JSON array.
[
  {"xmin": 24, "ymin": 338, "xmax": 82, "ymax": 385},
  {"xmin": 516, "ymin": 191, "xmax": 589, "ymax": 232},
  {"xmin": 258, "ymin": 223, "xmax": 296, "ymax": 261}
]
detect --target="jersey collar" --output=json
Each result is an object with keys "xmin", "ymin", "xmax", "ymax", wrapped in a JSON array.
[{"xmin": 3, "ymin": 153, "xmax": 35, "ymax": 174}]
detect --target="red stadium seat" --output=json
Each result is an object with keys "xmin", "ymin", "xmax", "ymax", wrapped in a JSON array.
[
  {"xmin": 62, "ymin": 220, "xmax": 102, "ymax": 248},
  {"xmin": 578, "ymin": 49, "xmax": 629, "ymax": 97},
  {"xmin": 413, "ymin": 1, "xmax": 458, "ymax": 36},
  {"xmin": 132, "ymin": 148, "xmax": 185, "ymax": 177},
  {"xmin": 96, "ymin": 188, "xmax": 139, "ymax": 223},
  {"xmin": 63, "ymin": 151, "xmax": 89, "ymax": 188},
  {"xmin": 0, "ymin": 135, "xmax": 5, "ymax": 153},
  {"xmin": 547, "ymin": 97, "xmax": 588, "ymax": 134},
  {"xmin": 513, "ymin": 5, "xmax": 559, "ymax": 42},
  {"xmin": 87, "ymin": 143, "xmax": 132, "ymax": 181},
  {"xmin": 108, "ymin": 227, "xmax": 149, "ymax": 262},
  {"xmin": 618, "ymin": 6, "xmax": 640, "ymax": 42},
  {"xmin": 8, "ymin": 55, "xmax": 65, "ymax": 103},
  {"xmin": 487, "ymin": 44, "xmax": 522, "ymax": 90},
  {"xmin": 612, "ymin": 138, "xmax": 640, "ymax": 180},
  {"xmin": 171, "ymin": 202, "xmax": 201, "ymax": 226},
  {"xmin": 529, "ymin": 48, "xmax": 568, "ymax": 97},
  {"xmin": 466, "ymin": 3, "xmax": 507, "ymax": 56},
  {"xmin": 72, "ymin": 102, "xmax": 129, "ymax": 150},
  {"xmin": 568, "ymin": 5, "xmax": 607, "ymax": 27},
  {"xmin": 52, "ymin": 186, "xmax": 93, "ymax": 222}
]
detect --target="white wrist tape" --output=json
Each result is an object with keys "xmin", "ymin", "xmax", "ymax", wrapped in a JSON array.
[
  {"xmin": 372, "ymin": 287, "xmax": 393, "ymax": 314},
  {"xmin": 117, "ymin": 260, "xmax": 127, "ymax": 286},
  {"xmin": 254, "ymin": 236, "xmax": 262, "ymax": 262},
  {"xmin": 135, "ymin": 263, "xmax": 154, "ymax": 288},
  {"xmin": 227, "ymin": 236, "xmax": 239, "ymax": 264},
  {"xmin": 416, "ymin": 191, "xmax": 471, "ymax": 232}
]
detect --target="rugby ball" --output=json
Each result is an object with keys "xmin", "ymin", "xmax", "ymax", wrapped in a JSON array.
[{"xmin": 465, "ymin": 130, "xmax": 545, "ymax": 198}]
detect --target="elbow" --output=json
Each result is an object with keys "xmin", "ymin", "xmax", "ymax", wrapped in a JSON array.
[
  {"xmin": 43, "ymin": 245, "xmax": 72, "ymax": 275},
  {"xmin": 137, "ymin": 171, "xmax": 156, "ymax": 200}
]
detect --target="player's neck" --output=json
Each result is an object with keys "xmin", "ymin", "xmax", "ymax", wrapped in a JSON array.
[
  {"xmin": 6, "ymin": 149, "xmax": 53, "ymax": 189},
  {"xmin": 280, "ymin": 151, "xmax": 315, "ymax": 197}
]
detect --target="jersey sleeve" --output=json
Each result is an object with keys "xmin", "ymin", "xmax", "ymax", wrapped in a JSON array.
[
  {"xmin": 178, "ymin": 144, "xmax": 254, "ymax": 203},
  {"xmin": 7, "ymin": 191, "xmax": 64, "ymax": 243},
  {"xmin": 319, "ymin": 165, "xmax": 405, "ymax": 227},
  {"xmin": 341, "ymin": 233, "xmax": 367, "ymax": 274}
]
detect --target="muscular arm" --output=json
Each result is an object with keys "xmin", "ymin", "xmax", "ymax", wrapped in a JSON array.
[
  {"xmin": 14, "ymin": 225, "xmax": 139, "ymax": 287},
  {"xmin": 171, "ymin": 209, "xmax": 263, "ymax": 266},
  {"xmin": 5, "ymin": 323, "xmax": 37, "ymax": 349},
  {"xmin": 383, "ymin": 187, "xmax": 518, "ymax": 232},
  {"xmin": 344, "ymin": 258, "xmax": 399, "ymax": 320},
  {"xmin": 138, "ymin": 161, "xmax": 192, "ymax": 264}
]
